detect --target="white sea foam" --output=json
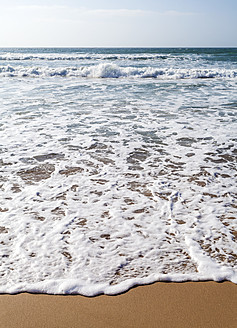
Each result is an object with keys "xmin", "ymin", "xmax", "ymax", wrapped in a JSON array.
[
  {"xmin": 0, "ymin": 49, "xmax": 237, "ymax": 295},
  {"xmin": 0, "ymin": 64, "xmax": 236, "ymax": 79}
]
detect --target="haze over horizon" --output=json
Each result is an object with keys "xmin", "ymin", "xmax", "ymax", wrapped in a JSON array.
[{"xmin": 0, "ymin": 0, "xmax": 236, "ymax": 47}]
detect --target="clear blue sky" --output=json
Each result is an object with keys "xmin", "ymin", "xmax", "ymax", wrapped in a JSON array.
[{"xmin": 0, "ymin": 0, "xmax": 236, "ymax": 47}]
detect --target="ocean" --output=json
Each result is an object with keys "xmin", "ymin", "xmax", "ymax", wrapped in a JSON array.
[{"xmin": 0, "ymin": 48, "xmax": 236, "ymax": 295}]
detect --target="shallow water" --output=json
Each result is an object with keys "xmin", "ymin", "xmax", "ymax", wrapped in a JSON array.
[{"xmin": 0, "ymin": 48, "xmax": 236, "ymax": 295}]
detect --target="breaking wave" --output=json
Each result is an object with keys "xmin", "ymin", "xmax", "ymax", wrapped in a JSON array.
[{"xmin": 0, "ymin": 64, "xmax": 236, "ymax": 79}]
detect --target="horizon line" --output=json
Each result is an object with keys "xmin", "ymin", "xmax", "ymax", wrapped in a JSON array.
[{"xmin": 0, "ymin": 46, "xmax": 237, "ymax": 49}]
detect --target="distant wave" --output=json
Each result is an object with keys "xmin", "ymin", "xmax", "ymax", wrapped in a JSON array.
[
  {"xmin": 0, "ymin": 53, "xmax": 170, "ymax": 61},
  {"xmin": 0, "ymin": 64, "xmax": 236, "ymax": 79}
]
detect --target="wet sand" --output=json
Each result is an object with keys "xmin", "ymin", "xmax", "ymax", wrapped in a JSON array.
[{"xmin": 1, "ymin": 281, "xmax": 237, "ymax": 328}]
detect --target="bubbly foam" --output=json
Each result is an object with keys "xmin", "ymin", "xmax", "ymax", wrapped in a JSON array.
[{"xmin": 0, "ymin": 48, "xmax": 236, "ymax": 295}]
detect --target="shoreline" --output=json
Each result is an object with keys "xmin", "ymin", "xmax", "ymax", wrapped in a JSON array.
[{"xmin": 1, "ymin": 281, "xmax": 237, "ymax": 328}]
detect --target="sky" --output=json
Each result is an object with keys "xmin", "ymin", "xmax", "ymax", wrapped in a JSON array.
[{"xmin": 0, "ymin": 0, "xmax": 236, "ymax": 47}]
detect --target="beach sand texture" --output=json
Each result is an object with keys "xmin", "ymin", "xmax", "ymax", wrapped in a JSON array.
[{"xmin": 1, "ymin": 281, "xmax": 237, "ymax": 328}]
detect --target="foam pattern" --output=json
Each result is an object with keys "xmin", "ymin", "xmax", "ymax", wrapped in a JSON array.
[{"xmin": 0, "ymin": 48, "xmax": 236, "ymax": 295}]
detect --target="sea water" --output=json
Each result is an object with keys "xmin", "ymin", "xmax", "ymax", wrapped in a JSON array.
[{"xmin": 0, "ymin": 48, "xmax": 236, "ymax": 295}]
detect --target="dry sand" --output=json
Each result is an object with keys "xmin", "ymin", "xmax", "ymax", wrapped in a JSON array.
[{"xmin": 0, "ymin": 281, "xmax": 237, "ymax": 328}]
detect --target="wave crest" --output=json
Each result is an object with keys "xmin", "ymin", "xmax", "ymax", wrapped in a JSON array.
[
  {"xmin": 0, "ymin": 53, "xmax": 170, "ymax": 61},
  {"xmin": 0, "ymin": 64, "xmax": 236, "ymax": 79}
]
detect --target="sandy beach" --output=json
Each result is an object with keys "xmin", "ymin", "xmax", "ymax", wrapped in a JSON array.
[{"xmin": 1, "ymin": 281, "xmax": 237, "ymax": 328}]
